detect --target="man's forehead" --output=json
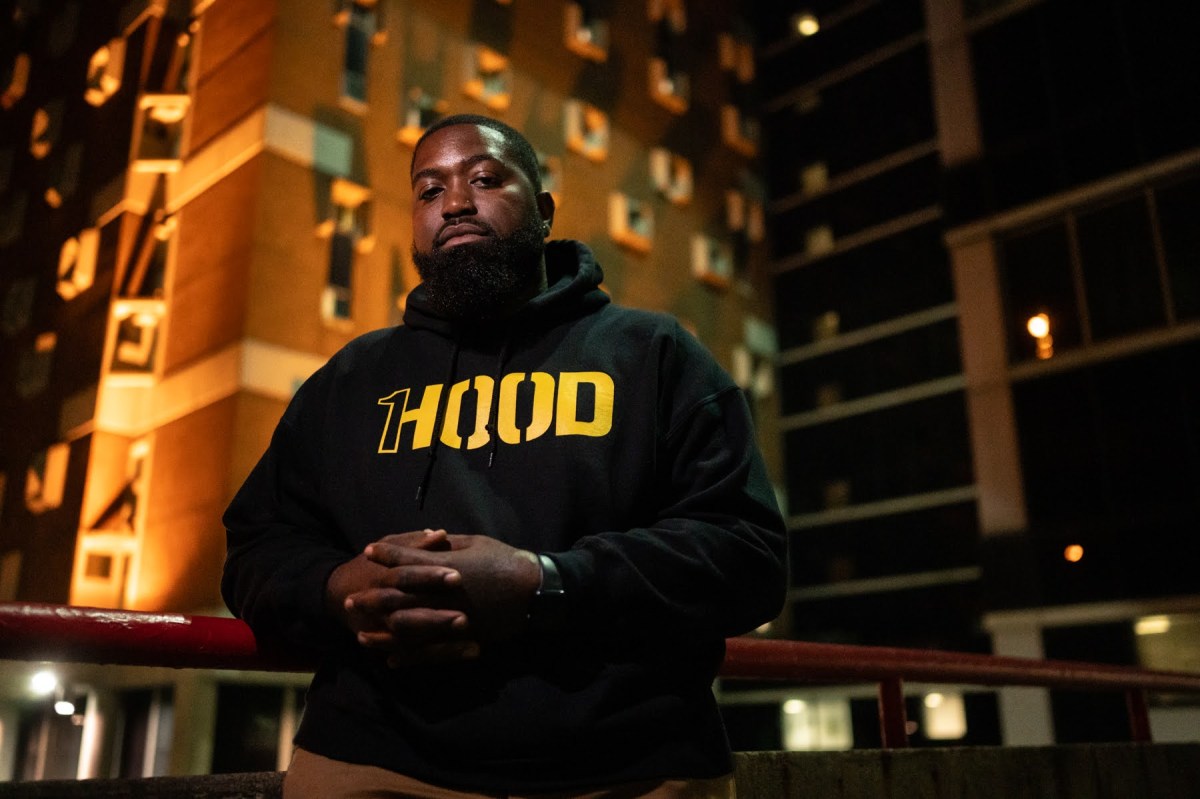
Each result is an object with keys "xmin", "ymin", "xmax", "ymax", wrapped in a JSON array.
[{"xmin": 412, "ymin": 124, "xmax": 512, "ymax": 173}]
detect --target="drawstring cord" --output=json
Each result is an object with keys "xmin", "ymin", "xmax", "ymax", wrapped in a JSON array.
[
  {"xmin": 485, "ymin": 336, "xmax": 513, "ymax": 468},
  {"xmin": 415, "ymin": 339, "xmax": 460, "ymax": 508}
]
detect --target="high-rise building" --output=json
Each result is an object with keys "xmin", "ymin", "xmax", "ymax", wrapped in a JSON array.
[
  {"xmin": 756, "ymin": 0, "xmax": 1200, "ymax": 749},
  {"xmin": 0, "ymin": 0, "xmax": 781, "ymax": 779}
]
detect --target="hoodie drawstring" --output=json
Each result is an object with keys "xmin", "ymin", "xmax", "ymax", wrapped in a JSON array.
[
  {"xmin": 485, "ymin": 336, "xmax": 513, "ymax": 469},
  {"xmin": 416, "ymin": 339, "xmax": 460, "ymax": 508}
]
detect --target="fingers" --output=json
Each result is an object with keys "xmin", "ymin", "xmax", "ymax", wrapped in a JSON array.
[{"xmin": 374, "ymin": 528, "xmax": 451, "ymax": 551}]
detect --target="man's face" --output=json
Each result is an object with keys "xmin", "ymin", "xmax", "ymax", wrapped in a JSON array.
[{"xmin": 410, "ymin": 124, "xmax": 552, "ymax": 319}]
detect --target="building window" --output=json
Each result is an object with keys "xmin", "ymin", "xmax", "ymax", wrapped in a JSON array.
[
  {"xmin": 336, "ymin": 1, "xmax": 384, "ymax": 110},
  {"xmin": 17, "ymin": 331, "xmax": 56, "ymax": 399},
  {"xmin": 538, "ymin": 151, "xmax": 563, "ymax": 203},
  {"xmin": 30, "ymin": 101, "xmax": 64, "ymax": 160},
  {"xmin": 118, "ymin": 207, "xmax": 175, "ymax": 299},
  {"xmin": 718, "ymin": 31, "xmax": 754, "ymax": 84},
  {"xmin": 691, "ymin": 234, "xmax": 734, "ymax": 289},
  {"xmin": 2, "ymin": 275, "xmax": 35, "ymax": 336},
  {"xmin": 25, "ymin": 442, "xmax": 69, "ymax": 514},
  {"xmin": 565, "ymin": 100, "xmax": 609, "ymax": 162},
  {"xmin": 462, "ymin": 45, "xmax": 512, "ymax": 112},
  {"xmin": 133, "ymin": 94, "xmax": 190, "ymax": 171},
  {"xmin": 721, "ymin": 104, "xmax": 759, "ymax": 158},
  {"xmin": 801, "ymin": 162, "xmax": 828, "ymax": 197},
  {"xmin": 650, "ymin": 148, "xmax": 692, "ymax": 205},
  {"xmin": 72, "ymin": 438, "xmax": 149, "ymax": 609},
  {"xmin": 318, "ymin": 178, "xmax": 372, "ymax": 325},
  {"xmin": 85, "ymin": 39, "xmax": 125, "ymax": 106},
  {"xmin": 57, "ymin": 228, "xmax": 99, "ymax": 301},
  {"xmin": 726, "ymin": 182, "xmax": 765, "ymax": 244},
  {"xmin": 109, "ymin": 300, "xmax": 165, "ymax": 379},
  {"xmin": 608, "ymin": 193, "xmax": 654, "ymax": 253},
  {"xmin": 396, "ymin": 87, "xmax": 447, "ymax": 148},
  {"xmin": 564, "ymin": 1, "xmax": 609, "ymax": 62},
  {"xmin": 45, "ymin": 140, "xmax": 83, "ymax": 207},
  {"xmin": 647, "ymin": 0, "xmax": 688, "ymax": 114},
  {"xmin": 0, "ymin": 193, "xmax": 28, "ymax": 247},
  {"xmin": 1, "ymin": 53, "xmax": 30, "ymax": 110}
]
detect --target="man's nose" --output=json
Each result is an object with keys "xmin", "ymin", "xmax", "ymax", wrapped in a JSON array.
[{"xmin": 442, "ymin": 181, "xmax": 476, "ymax": 217}]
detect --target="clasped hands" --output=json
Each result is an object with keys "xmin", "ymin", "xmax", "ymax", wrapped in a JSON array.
[{"xmin": 324, "ymin": 529, "xmax": 541, "ymax": 666}]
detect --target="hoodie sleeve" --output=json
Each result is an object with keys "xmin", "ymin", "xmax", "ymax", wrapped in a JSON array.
[
  {"xmin": 550, "ymin": 325, "xmax": 788, "ymax": 643},
  {"xmin": 221, "ymin": 367, "xmax": 355, "ymax": 654}
]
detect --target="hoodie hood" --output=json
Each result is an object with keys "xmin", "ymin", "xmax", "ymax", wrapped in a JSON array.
[{"xmin": 403, "ymin": 239, "xmax": 610, "ymax": 337}]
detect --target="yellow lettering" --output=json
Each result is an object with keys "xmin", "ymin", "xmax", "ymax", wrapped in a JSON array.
[
  {"xmin": 497, "ymin": 372, "xmax": 555, "ymax": 444},
  {"xmin": 440, "ymin": 375, "xmax": 494, "ymax": 450},
  {"xmin": 377, "ymin": 385, "xmax": 443, "ymax": 452},
  {"xmin": 555, "ymin": 371, "xmax": 614, "ymax": 437}
]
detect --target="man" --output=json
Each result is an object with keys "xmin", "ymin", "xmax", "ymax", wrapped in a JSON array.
[{"xmin": 222, "ymin": 114, "xmax": 787, "ymax": 798}]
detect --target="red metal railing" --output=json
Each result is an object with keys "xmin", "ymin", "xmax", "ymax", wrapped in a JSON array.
[{"xmin": 4, "ymin": 602, "xmax": 1200, "ymax": 748}]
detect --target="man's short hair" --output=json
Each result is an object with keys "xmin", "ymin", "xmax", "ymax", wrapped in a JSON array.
[{"xmin": 413, "ymin": 114, "xmax": 543, "ymax": 193}]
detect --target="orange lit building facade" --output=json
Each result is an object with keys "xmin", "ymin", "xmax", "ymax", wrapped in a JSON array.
[{"xmin": 1, "ymin": 0, "xmax": 779, "ymax": 779}]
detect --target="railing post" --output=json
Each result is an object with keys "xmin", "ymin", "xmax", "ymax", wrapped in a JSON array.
[
  {"xmin": 1126, "ymin": 687, "xmax": 1152, "ymax": 742},
  {"xmin": 878, "ymin": 676, "xmax": 909, "ymax": 748}
]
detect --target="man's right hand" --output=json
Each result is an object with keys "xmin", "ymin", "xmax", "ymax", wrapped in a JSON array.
[{"xmin": 324, "ymin": 529, "xmax": 478, "ymax": 665}]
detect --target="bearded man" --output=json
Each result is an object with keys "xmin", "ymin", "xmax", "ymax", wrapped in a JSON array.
[{"xmin": 222, "ymin": 114, "xmax": 786, "ymax": 798}]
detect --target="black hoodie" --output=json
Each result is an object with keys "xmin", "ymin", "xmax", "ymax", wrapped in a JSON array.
[{"xmin": 222, "ymin": 240, "xmax": 786, "ymax": 792}]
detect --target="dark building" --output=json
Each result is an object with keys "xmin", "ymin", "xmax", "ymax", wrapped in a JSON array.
[{"xmin": 752, "ymin": 0, "xmax": 1200, "ymax": 748}]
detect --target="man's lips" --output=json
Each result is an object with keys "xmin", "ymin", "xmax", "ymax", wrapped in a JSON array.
[{"xmin": 436, "ymin": 222, "xmax": 491, "ymax": 247}]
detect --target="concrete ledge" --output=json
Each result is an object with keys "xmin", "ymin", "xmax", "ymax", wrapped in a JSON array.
[{"xmin": 1, "ymin": 744, "xmax": 1197, "ymax": 798}]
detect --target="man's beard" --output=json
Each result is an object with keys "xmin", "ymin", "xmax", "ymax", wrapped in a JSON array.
[{"xmin": 412, "ymin": 218, "xmax": 546, "ymax": 320}]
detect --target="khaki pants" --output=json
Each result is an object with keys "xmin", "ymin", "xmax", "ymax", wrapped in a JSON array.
[{"xmin": 283, "ymin": 747, "xmax": 736, "ymax": 799}]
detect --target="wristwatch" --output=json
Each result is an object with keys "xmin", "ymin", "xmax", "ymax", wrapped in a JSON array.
[{"xmin": 527, "ymin": 553, "xmax": 568, "ymax": 633}]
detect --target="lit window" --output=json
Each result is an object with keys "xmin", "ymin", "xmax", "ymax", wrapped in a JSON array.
[
  {"xmin": 85, "ymin": 39, "xmax": 126, "ymax": 106},
  {"xmin": 25, "ymin": 442, "xmax": 70, "ymax": 514},
  {"xmin": 718, "ymin": 32, "xmax": 754, "ymax": 83},
  {"xmin": 1, "ymin": 53, "xmax": 30, "ymax": 110},
  {"xmin": 45, "ymin": 140, "xmax": 83, "ymax": 207},
  {"xmin": 690, "ymin": 233, "xmax": 734, "ymax": 289},
  {"xmin": 133, "ymin": 94, "xmax": 190, "ymax": 171},
  {"xmin": 647, "ymin": 1, "xmax": 689, "ymax": 115},
  {"xmin": 462, "ymin": 45, "xmax": 512, "ymax": 112},
  {"xmin": 337, "ymin": 1, "xmax": 383, "ymax": 110},
  {"xmin": 564, "ymin": 1, "xmax": 609, "ymax": 63},
  {"xmin": 811, "ymin": 310, "xmax": 840, "ymax": 341},
  {"xmin": 109, "ymin": 300, "xmax": 165, "ymax": 377},
  {"xmin": 721, "ymin": 104, "xmax": 759, "ymax": 157},
  {"xmin": 800, "ymin": 162, "xmax": 828, "ymax": 196},
  {"xmin": 318, "ymin": 179, "xmax": 372, "ymax": 325},
  {"xmin": 565, "ymin": 100, "xmax": 609, "ymax": 162},
  {"xmin": 537, "ymin": 151, "xmax": 563, "ymax": 203},
  {"xmin": 117, "ymin": 209, "xmax": 175, "ymax": 299},
  {"xmin": 396, "ymin": 88, "xmax": 448, "ymax": 148},
  {"xmin": 804, "ymin": 225, "xmax": 834, "ymax": 257},
  {"xmin": 608, "ymin": 193, "xmax": 654, "ymax": 253},
  {"xmin": 57, "ymin": 228, "xmax": 99, "ymax": 301},
  {"xmin": 650, "ymin": 148, "xmax": 692, "ymax": 205},
  {"xmin": 726, "ymin": 188, "xmax": 765, "ymax": 244},
  {"xmin": 30, "ymin": 102, "xmax": 64, "ymax": 160}
]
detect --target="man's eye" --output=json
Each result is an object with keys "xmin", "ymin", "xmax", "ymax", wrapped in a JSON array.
[
  {"xmin": 418, "ymin": 186, "xmax": 442, "ymax": 200},
  {"xmin": 472, "ymin": 175, "xmax": 500, "ymax": 186}
]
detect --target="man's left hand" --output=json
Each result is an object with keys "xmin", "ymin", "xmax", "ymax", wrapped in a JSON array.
[{"xmin": 365, "ymin": 533, "xmax": 541, "ymax": 643}]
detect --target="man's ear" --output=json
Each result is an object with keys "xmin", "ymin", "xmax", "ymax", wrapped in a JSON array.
[{"xmin": 536, "ymin": 191, "xmax": 556, "ymax": 234}]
